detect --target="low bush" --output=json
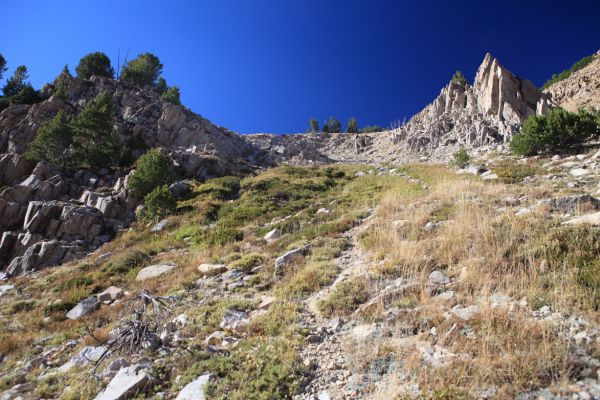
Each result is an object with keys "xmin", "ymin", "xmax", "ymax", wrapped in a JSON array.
[
  {"xmin": 492, "ymin": 160, "xmax": 539, "ymax": 184},
  {"xmin": 317, "ymin": 278, "xmax": 369, "ymax": 317},
  {"xmin": 450, "ymin": 147, "xmax": 470, "ymax": 168},
  {"xmin": 509, "ymin": 108, "xmax": 600, "ymax": 156},
  {"xmin": 128, "ymin": 149, "xmax": 175, "ymax": 198},
  {"xmin": 137, "ymin": 185, "xmax": 177, "ymax": 221}
]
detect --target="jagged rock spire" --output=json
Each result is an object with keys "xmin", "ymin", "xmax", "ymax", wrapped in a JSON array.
[{"xmin": 396, "ymin": 52, "xmax": 549, "ymax": 152}]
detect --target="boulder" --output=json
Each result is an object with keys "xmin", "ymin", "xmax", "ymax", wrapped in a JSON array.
[
  {"xmin": 66, "ymin": 296, "xmax": 99, "ymax": 320},
  {"xmin": 6, "ymin": 239, "xmax": 82, "ymax": 276},
  {"xmin": 564, "ymin": 212, "xmax": 600, "ymax": 226},
  {"xmin": 135, "ymin": 264, "xmax": 176, "ymax": 281},
  {"xmin": 169, "ymin": 180, "xmax": 191, "ymax": 199},
  {"xmin": 175, "ymin": 374, "xmax": 211, "ymax": 400},
  {"xmin": 197, "ymin": 263, "xmax": 227, "ymax": 277},
  {"xmin": 93, "ymin": 364, "xmax": 154, "ymax": 400},
  {"xmin": 275, "ymin": 245, "xmax": 311, "ymax": 272},
  {"xmin": 539, "ymin": 194, "xmax": 600, "ymax": 214},
  {"xmin": 97, "ymin": 286, "xmax": 124, "ymax": 302},
  {"xmin": 219, "ymin": 309, "xmax": 249, "ymax": 335},
  {"xmin": 263, "ymin": 228, "xmax": 281, "ymax": 242},
  {"xmin": 428, "ymin": 270, "xmax": 450, "ymax": 285},
  {"xmin": 151, "ymin": 219, "xmax": 169, "ymax": 233},
  {"xmin": 0, "ymin": 284, "xmax": 14, "ymax": 298},
  {"xmin": 59, "ymin": 346, "xmax": 107, "ymax": 372},
  {"xmin": 451, "ymin": 305, "xmax": 480, "ymax": 321}
]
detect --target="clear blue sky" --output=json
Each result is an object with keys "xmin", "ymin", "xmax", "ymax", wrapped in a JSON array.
[{"xmin": 2, "ymin": 0, "xmax": 600, "ymax": 133}]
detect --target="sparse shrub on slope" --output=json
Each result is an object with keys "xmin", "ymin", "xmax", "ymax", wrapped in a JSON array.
[
  {"xmin": 361, "ymin": 125, "xmax": 384, "ymax": 133},
  {"xmin": 509, "ymin": 108, "xmax": 600, "ymax": 156},
  {"xmin": 121, "ymin": 52, "xmax": 163, "ymax": 86},
  {"xmin": 137, "ymin": 185, "xmax": 177, "ymax": 221},
  {"xmin": 161, "ymin": 85, "xmax": 181, "ymax": 105},
  {"xmin": 450, "ymin": 147, "xmax": 470, "ymax": 168},
  {"xmin": 75, "ymin": 52, "xmax": 115, "ymax": 79},
  {"xmin": 451, "ymin": 70, "xmax": 467, "ymax": 85},
  {"xmin": 128, "ymin": 149, "xmax": 175, "ymax": 198}
]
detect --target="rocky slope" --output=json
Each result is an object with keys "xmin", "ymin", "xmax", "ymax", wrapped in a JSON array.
[
  {"xmin": 0, "ymin": 71, "xmax": 264, "ymax": 277},
  {"xmin": 544, "ymin": 51, "xmax": 600, "ymax": 112}
]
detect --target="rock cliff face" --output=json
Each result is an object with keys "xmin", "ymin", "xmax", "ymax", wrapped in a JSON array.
[
  {"xmin": 397, "ymin": 53, "xmax": 549, "ymax": 152},
  {"xmin": 544, "ymin": 51, "xmax": 600, "ymax": 112},
  {"xmin": 0, "ymin": 72, "xmax": 263, "ymax": 277}
]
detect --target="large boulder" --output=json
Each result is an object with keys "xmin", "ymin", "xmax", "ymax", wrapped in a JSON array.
[{"xmin": 93, "ymin": 364, "xmax": 154, "ymax": 400}]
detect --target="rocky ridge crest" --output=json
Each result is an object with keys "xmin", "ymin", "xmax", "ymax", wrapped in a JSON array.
[{"xmin": 0, "ymin": 72, "xmax": 264, "ymax": 277}]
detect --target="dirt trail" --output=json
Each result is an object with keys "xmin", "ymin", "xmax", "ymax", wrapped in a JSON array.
[{"xmin": 295, "ymin": 214, "xmax": 374, "ymax": 400}]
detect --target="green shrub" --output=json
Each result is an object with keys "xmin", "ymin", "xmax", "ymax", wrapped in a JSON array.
[
  {"xmin": 317, "ymin": 278, "xmax": 369, "ymax": 317},
  {"xmin": 128, "ymin": 149, "xmax": 175, "ymax": 198},
  {"xmin": 199, "ymin": 337, "xmax": 305, "ymax": 400},
  {"xmin": 346, "ymin": 117, "xmax": 358, "ymax": 133},
  {"xmin": 229, "ymin": 253, "xmax": 265, "ymax": 272},
  {"xmin": 161, "ymin": 86, "xmax": 181, "ymax": 105},
  {"xmin": 492, "ymin": 160, "xmax": 539, "ymax": 184},
  {"xmin": 121, "ymin": 53, "xmax": 163, "ymax": 86},
  {"xmin": 138, "ymin": 185, "xmax": 177, "ymax": 221},
  {"xmin": 75, "ymin": 52, "xmax": 114, "ymax": 80},
  {"xmin": 542, "ymin": 54, "xmax": 596, "ymax": 89},
  {"xmin": 451, "ymin": 70, "xmax": 467, "ymax": 85},
  {"xmin": 509, "ymin": 108, "xmax": 600, "ymax": 156},
  {"xmin": 450, "ymin": 147, "xmax": 470, "ymax": 168},
  {"xmin": 2, "ymin": 65, "xmax": 29, "ymax": 97}
]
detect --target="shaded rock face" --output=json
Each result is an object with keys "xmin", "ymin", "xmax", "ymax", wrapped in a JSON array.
[
  {"xmin": 544, "ymin": 51, "xmax": 600, "ymax": 112},
  {"xmin": 0, "ymin": 72, "xmax": 265, "ymax": 277}
]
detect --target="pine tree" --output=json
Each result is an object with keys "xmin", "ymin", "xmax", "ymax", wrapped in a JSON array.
[
  {"xmin": 156, "ymin": 77, "xmax": 168, "ymax": 95},
  {"xmin": 0, "ymin": 54, "xmax": 7, "ymax": 81},
  {"xmin": 26, "ymin": 111, "xmax": 75, "ymax": 166},
  {"xmin": 3, "ymin": 66, "xmax": 29, "ymax": 97},
  {"xmin": 121, "ymin": 53, "xmax": 164, "ymax": 86},
  {"xmin": 71, "ymin": 92, "xmax": 120, "ymax": 168},
  {"xmin": 328, "ymin": 116, "xmax": 342, "ymax": 133},
  {"xmin": 346, "ymin": 117, "xmax": 358, "ymax": 133},
  {"xmin": 75, "ymin": 52, "xmax": 114, "ymax": 79},
  {"xmin": 309, "ymin": 118, "xmax": 319, "ymax": 133},
  {"xmin": 322, "ymin": 122, "xmax": 330, "ymax": 133}
]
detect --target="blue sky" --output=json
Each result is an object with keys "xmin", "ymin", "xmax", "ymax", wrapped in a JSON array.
[{"xmin": 2, "ymin": 0, "xmax": 600, "ymax": 133}]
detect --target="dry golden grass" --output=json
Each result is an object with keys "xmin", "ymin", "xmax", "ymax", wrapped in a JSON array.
[{"xmin": 357, "ymin": 165, "xmax": 597, "ymax": 397}]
